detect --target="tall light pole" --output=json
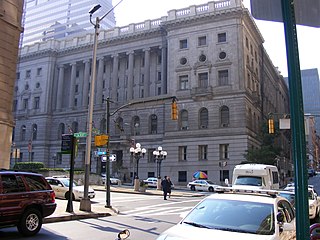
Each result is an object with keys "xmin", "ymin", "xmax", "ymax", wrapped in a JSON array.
[
  {"xmin": 80, "ymin": 0, "xmax": 124, "ymax": 212},
  {"xmin": 130, "ymin": 143, "xmax": 146, "ymax": 191},
  {"xmin": 153, "ymin": 146, "xmax": 167, "ymax": 190}
]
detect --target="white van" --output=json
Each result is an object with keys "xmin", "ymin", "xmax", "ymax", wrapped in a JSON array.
[{"xmin": 232, "ymin": 164, "xmax": 280, "ymax": 189}]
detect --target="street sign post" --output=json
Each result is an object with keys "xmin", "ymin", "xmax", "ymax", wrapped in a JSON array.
[{"xmin": 74, "ymin": 132, "xmax": 88, "ymax": 138}]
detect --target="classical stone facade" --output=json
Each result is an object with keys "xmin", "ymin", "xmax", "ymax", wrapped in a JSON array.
[
  {"xmin": 0, "ymin": 0, "xmax": 24, "ymax": 169},
  {"xmin": 13, "ymin": 0, "xmax": 290, "ymax": 184}
]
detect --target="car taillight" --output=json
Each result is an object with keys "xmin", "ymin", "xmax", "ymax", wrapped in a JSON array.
[{"xmin": 50, "ymin": 191, "xmax": 56, "ymax": 203}]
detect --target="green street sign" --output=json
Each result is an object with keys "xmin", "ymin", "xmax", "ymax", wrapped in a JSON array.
[{"xmin": 74, "ymin": 132, "xmax": 88, "ymax": 138}]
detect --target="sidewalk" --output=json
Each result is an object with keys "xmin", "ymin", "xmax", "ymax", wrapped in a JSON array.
[{"xmin": 44, "ymin": 185, "xmax": 204, "ymax": 224}]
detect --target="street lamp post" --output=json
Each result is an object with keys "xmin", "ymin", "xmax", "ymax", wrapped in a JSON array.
[
  {"xmin": 130, "ymin": 143, "xmax": 146, "ymax": 191},
  {"xmin": 153, "ymin": 146, "xmax": 167, "ymax": 190},
  {"xmin": 80, "ymin": 0, "xmax": 124, "ymax": 212}
]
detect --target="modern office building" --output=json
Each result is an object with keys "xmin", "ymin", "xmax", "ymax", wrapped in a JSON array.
[
  {"xmin": 0, "ymin": 0, "xmax": 24, "ymax": 169},
  {"xmin": 301, "ymin": 69, "xmax": 320, "ymax": 133},
  {"xmin": 13, "ymin": 0, "xmax": 290, "ymax": 184},
  {"xmin": 21, "ymin": 0, "xmax": 115, "ymax": 46}
]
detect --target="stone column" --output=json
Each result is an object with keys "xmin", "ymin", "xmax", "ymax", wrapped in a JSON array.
[
  {"xmin": 82, "ymin": 60, "xmax": 90, "ymax": 108},
  {"xmin": 69, "ymin": 62, "xmax": 77, "ymax": 108},
  {"xmin": 161, "ymin": 46, "xmax": 168, "ymax": 94},
  {"xmin": 56, "ymin": 65, "xmax": 65, "ymax": 110},
  {"xmin": 111, "ymin": 54, "xmax": 119, "ymax": 101},
  {"xmin": 144, "ymin": 48, "xmax": 150, "ymax": 97},
  {"xmin": 127, "ymin": 51, "xmax": 134, "ymax": 100},
  {"xmin": 96, "ymin": 57, "xmax": 104, "ymax": 105}
]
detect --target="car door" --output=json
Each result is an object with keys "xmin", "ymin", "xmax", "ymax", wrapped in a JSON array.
[
  {"xmin": 48, "ymin": 179, "xmax": 65, "ymax": 199},
  {"xmin": 198, "ymin": 180, "xmax": 206, "ymax": 191},
  {"xmin": 278, "ymin": 200, "xmax": 296, "ymax": 240},
  {"xmin": 0, "ymin": 174, "xmax": 28, "ymax": 224}
]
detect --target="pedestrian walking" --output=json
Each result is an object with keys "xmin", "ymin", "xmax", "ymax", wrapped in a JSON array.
[
  {"xmin": 167, "ymin": 176, "xmax": 173, "ymax": 198},
  {"xmin": 161, "ymin": 176, "xmax": 170, "ymax": 200}
]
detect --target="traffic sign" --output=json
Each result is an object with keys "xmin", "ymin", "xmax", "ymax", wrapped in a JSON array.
[
  {"xmin": 109, "ymin": 154, "xmax": 116, "ymax": 162},
  {"xmin": 74, "ymin": 132, "xmax": 87, "ymax": 138},
  {"xmin": 251, "ymin": 0, "xmax": 320, "ymax": 27},
  {"xmin": 61, "ymin": 134, "xmax": 74, "ymax": 154}
]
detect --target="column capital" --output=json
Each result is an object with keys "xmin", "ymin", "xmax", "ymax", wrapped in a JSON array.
[
  {"xmin": 126, "ymin": 50, "xmax": 135, "ymax": 56},
  {"xmin": 83, "ymin": 59, "xmax": 91, "ymax": 64},
  {"xmin": 143, "ymin": 47, "xmax": 151, "ymax": 52}
]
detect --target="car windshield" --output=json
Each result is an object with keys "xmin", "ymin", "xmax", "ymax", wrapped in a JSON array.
[
  {"xmin": 206, "ymin": 180, "xmax": 215, "ymax": 184},
  {"xmin": 234, "ymin": 176, "xmax": 263, "ymax": 186},
  {"xmin": 60, "ymin": 178, "xmax": 78, "ymax": 187},
  {"xmin": 182, "ymin": 199, "xmax": 275, "ymax": 235}
]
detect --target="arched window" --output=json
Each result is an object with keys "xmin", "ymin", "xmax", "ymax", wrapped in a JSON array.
[
  {"xmin": 58, "ymin": 123, "xmax": 65, "ymax": 140},
  {"xmin": 72, "ymin": 121, "xmax": 78, "ymax": 133},
  {"xmin": 100, "ymin": 118, "xmax": 106, "ymax": 134},
  {"xmin": 115, "ymin": 117, "xmax": 124, "ymax": 135},
  {"xmin": 21, "ymin": 125, "xmax": 26, "ymax": 141},
  {"xmin": 150, "ymin": 114, "xmax": 157, "ymax": 134},
  {"xmin": 132, "ymin": 116, "xmax": 140, "ymax": 135},
  {"xmin": 180, "ymin": 110, "xmax": 189, "ymax": 130},
  {"xmin": 220, "ymin": 106, "xmax": 229, "ymax": 127},
  {"xmin": 199, "ymin": 108, "xmax": 208, "ymax": 129},
  {"xmin": 32, "ymin": 124, "xmax": 37, "ymax": 140}
]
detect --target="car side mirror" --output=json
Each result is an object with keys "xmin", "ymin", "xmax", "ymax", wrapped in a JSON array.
[{"xmin": 277, "ymin": 211, "xmax": 284, "ymax": 223}]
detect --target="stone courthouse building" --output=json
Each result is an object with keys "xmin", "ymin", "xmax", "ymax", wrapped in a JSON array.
[{"xmin": 12, "ymin": 0, "xmax": 290, "ymax": 184}]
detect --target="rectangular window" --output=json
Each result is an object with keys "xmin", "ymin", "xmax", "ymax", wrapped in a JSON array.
[
  {"xmin": 199, "ymin": 145, "xmax": 208, "ymax": 160},
  {"xmin": 76, "ymin": 70, "xmax": 80, "ymax": 78},
  {"xmin": 179, "ymin": 146, "xmax": 187, "ymax": 161},
  {"xmin": 220, "ymin": 170, "xmax": 229, "ymax": 182},
  {"xmin": 179, "ymin": 39, "xmax": 188, "ymax": 49},
  {"xmin": 198, "ymin": 72, "xmax": 208, "ymax": 88},
  {"xmin": 13, "ymin": 100, "xmax": 18, "ymax": 112},
  {"xmin": 157, "ymin": 72, "xmax": 161, "ymax": 81},
  {"xmin": 148, "ymin": 148, "xmax": 156, "ymax": 163},
  {"xmin": 179, "ymin": 75, "xmax": 188, "ymax": 90},
  {"xmin": 142, "ymin": 57, "xmax": 145, "ymax": 67},
  {"xmin": 23, "ymin": 99, "xmax": 28, "ymax": 109},
  {"xmin": 103, "ymin": 64, "xmax": 106, "ymax": 73},
  {"xmin": 141, "ymin": 89, "xmax": 144, "ymax": 98},
  {"xmin": 219, "ymin": 144, "xmax": 229, "ymax": 160},
  {"xmin": 75, "ymin": 84, "xmax": 78, "ymax": 93},
  {"xmin": 57, "ymin": 153, "xmax": 62, "ymax": 164},
  {"xmin": 141, "ymin": 74, "xmax": 144, "ymax": 84},
  {"xmin": 218, "ymin": 32, "xmax": 226, "ymax": 43},
  {"xmin": 158, "ymin": 54, "xmax": 162, "ymax": 64},
  {"xmin": 26, "ymin": 70, "xmax": 31, "ymax": 78},
  {"xmin": 16, "ymin": 72, "xmax": 20, "ymax": 80},
  {"xmin": 178, "ymin": 171, "xmax": 187, "ymax": 182},
  {"xmin": 34, "ymin": 97, "xmax": 40, "ymax": 109},
  {"xmin": 74, "ymin": 98, "xmax": 78, "ymax": 107},
  {"xmin": 218, "ymin": 70, "xmax": 229, "ymax": 86},
  {"xmin": 157, "ymin": 87, "xmax": 161, "ymax": 95},
  {"xmin": 198, "ymin": 36, "xmax": 207, "ymax": 46},
  {"xmin": 36, "ymin": 67, "xmax": 42, "ymax": 76}
]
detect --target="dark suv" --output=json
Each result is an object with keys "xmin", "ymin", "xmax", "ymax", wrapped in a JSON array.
[{"xmin": 0, "ymin": 171, "xmax": 56, "ymax": 236}]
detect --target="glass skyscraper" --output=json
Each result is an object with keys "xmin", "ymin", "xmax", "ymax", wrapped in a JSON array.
[
  {"xmin": 301, "ymin": 69, "xmax": 320, "ymax": 134},
  {"xmin": 22, "ymin": 0, "xmax": 115, "ymax": 46}
]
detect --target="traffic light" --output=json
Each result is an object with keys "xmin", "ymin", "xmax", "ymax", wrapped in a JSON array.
[
  {"xmin": 268, "ymin": 118, "xmax": 275, "ymax": 134},
  {"xmin": 171, "ymin": 99, "xmax": 178, "ymax": 120}
]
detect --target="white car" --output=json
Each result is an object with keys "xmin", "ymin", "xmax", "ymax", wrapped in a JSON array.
[
  {"xmin": 187, "ymin": 180, "xmax": 219, "ymax": 192},
  {"xmin": 101, "ymin": 174, "xmax": 121, "ymax": 185},
  {"xmin": 46, "ymin": 176, "xmax": 95, "ymax": 201},
  {"xmin": 284, "ymin": 186, "xmax": 320, "ymax": 220},
  {"xmin": 143, "ymin": 177, "xmax": 158, "ymax": 188},
  {"xmin": 157, "ymin": 187, "xmax": 296, "ymax": 240}
]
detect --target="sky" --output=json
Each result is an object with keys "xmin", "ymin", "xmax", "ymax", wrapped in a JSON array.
[{"xmin": 112, "ymin": 0, "xmax": 320, "ymax": 78}]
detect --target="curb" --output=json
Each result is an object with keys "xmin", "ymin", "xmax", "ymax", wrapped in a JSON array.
[{"xmin": 44, "ymin": 212, "xmax": 112, "ymax": 224}]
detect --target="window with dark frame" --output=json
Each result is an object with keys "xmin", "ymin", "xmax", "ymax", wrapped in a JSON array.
[
  {"xmin": 180, "ymin": 39, "xmax": 188, "ymax": 49},
  {"xmin": 199, "ymin": 145, "xmax": 208, "ymax": 160},
  {"xmin": 179, "ymin": 146, "xmax": 187, "ymax": 161},
  {"xmin": 179, "ymin": 75, "xmax": 188, "ymax": 90},
  {"xmin": 218, "ymin": 32, "xmax": 226, "ymax": 43},
  {"xmin": 198, "ymin": 72, "xmax": 208, "ymax": 88},
  {"xmin": 198, "ymin": 36, "xmax": 207, "ymax": 46},
  {"xmin": 218, "ymin": 70, "xmax": 229, "ymax": 86},
  {"xmin": 219, "ymin": 144, "xmax": 229, "ymax": 160}
]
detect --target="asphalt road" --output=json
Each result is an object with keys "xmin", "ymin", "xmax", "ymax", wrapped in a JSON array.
[{"xmin": 0, "ymin": 191, "xmax": 205, "ymax": 240}]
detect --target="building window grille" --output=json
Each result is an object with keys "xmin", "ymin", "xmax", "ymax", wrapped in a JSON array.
[
  {"xmin": 219, "ymin": 144, "xmax": 229, "ymax": 160},
  {"xmin": 199, "ymin": 145, "xmax": 208, "ymax": 160},
  {"xmin": 179, "ymin": 146, "xmax": 187, "ymax": 161}
]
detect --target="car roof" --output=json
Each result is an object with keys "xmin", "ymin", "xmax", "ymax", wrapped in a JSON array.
[{"xmin": 0, "ymin": 170, "xmax": 43, "ymax": 177}]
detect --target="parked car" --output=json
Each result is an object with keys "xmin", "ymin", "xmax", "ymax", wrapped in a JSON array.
[
  {"xmin": 0, "ymin": 171, "xmax": 56, "ymax": 236},
  {"xmin": 101, "ymin": 174, "xmax": 121, "ymax": 185},
  {"xmin": 45, "ymin": 176, "xmax": 95, "ymax": 200},
  {"xmin": 284, "ymin": 186, "xmax": 320, "ymax": 220},
  {"xmin": 157, "ymin": 187, "xmax": 296, "ymax": 240},
  {"xmin": 187, "ymin": 179, "xmax": 219, "ymax": 192},
  {"xmin": 143, "ymin": 177, "xmax": 158, "ymax": 188}
]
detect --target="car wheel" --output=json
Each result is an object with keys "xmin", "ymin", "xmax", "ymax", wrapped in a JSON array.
[
  {"xmin": 191, "ymin": 185, "xmax": 196, "ymax": 191},
  {"xmin": 65, "ymin": 192, "xmax": 75, "ymax": 200},
  {"xmin": 17, "ymin": 208, "xmax": 42, "ymax": 237},
  {"xmin": 208, "ymin": 187, "xmax": 214, "ymax": 192}
]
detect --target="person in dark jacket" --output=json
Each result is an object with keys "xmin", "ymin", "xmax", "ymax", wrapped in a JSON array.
[
  {"xmin": 167, "ymin": 176, "xmax": 173, "ymax": 198},
  {"xmin": 161, "ymin": 176, "xmax": 170, "ymax": 200}
]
